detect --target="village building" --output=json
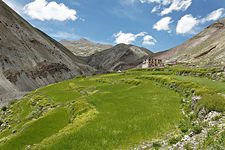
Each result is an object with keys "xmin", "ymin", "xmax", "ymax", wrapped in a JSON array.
[{"xmin": 142, "ymin": 58, "xmax": 164, "ymax": 68}]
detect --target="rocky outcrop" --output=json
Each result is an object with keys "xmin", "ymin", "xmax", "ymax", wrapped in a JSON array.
[{"xmin": 0, "ymin": 1, "xmax": 95, "ymax": 105}]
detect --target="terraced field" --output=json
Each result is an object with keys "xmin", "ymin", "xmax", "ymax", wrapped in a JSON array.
[{"xmin": 0, "ymin": 69, "xmax": 224, "ymax": 149}]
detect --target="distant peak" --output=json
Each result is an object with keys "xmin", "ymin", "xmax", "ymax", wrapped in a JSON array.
[
  {"xmin": 60, "ymin": 38, "xmax": 91, "ymax": 43},
  {"xmin": 79, "ymin": 38, "xmax": 91, "ymax": 43}
]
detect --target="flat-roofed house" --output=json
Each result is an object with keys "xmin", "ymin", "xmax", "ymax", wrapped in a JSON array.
[{"xmin": 142, "ymin": 58, "xmax": 164, "ymax": 68}]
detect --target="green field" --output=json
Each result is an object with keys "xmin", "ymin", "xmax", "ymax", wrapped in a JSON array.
[{"xmin": 0, "ymin": 69, "xmax": 224, "ymax": 149}]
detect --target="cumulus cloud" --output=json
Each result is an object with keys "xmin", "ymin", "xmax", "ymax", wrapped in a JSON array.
[
  {"xmin": 142, "ymin": 35, "xmax": 157, "ymax": 45},
  {"xmin": 161, "ymin": 0, "xmax": 192, "ymax": 16},
  {"xmin": 176, "ymin": 14, "xmax": 199, "ymax": 34},
  {"xmin": 113, "ymin": 31, "xmax": 146, "ymax": 44},
  {"xmin": 176, "ymin": 8, "xmax": 225, "ymax": 34},
  {"xmin": 201, "ymin": 8, "xmax": 225, "ymax": 23},
  {"xmin": 113, "ymin": 31, "xmax": 156, "ymax": 46},
  {"xmin": 153, "ymin": 17, "xmax": 173, "ymax": 31},
  {"xmin": 140, "ymin": 0, "xmax": 192, "ymax": 16},
  {"xmin": 23, "ymin": 0, "xmax": 77, "ymax": 21}
]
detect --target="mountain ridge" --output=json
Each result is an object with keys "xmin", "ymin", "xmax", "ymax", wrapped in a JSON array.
[
  {"xmin": 0, "ymin": 1, "xmax": 94, "ymax": 105},
  {"xmin": 154, "ymin": 18, "xmax": 225, "ymax": 68},
  {"xmin": 84, "ymin": 43, "xmax": 153, "ymax": 73},
  {"xmin": 60, "ymin": 38, "xmax": 112, "ymax": 56}
]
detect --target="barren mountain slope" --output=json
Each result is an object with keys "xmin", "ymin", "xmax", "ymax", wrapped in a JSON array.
[
  {"xmin": 86, "ymin": 44, "xmax": 153, "ymax": 73},
  {"xmin": 0, "ymin": 1, "xmax": 94, "ymax": 105},
  {"xmin": 60, "ymin": 39, "xmax": 112, "ymax": 56},
  {"xmin": 155, "ymin": 18, "xmax": 225, "ymax": 68}
]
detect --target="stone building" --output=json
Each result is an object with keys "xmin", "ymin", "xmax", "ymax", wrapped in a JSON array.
[{"xmin": 142, "ymin": 58, "xmax": 164, "ymax": 68}]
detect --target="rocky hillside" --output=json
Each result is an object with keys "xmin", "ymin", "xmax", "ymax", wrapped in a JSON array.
[
  {"xmin": 155, "ymin": 18, "xmax": 225, "ymax": 68},
  {"xmin": 0, "ymin": 1, "xmax": 94, "ymax": 105},
  {"xmin": 85, "ymin": 44, "xmax": 153, "ymax": 73},
  {"xmin": 60, "ymin": 39, "xmax": 112, "ymax": 56}
]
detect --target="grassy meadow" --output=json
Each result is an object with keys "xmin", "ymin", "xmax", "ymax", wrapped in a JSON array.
[{"xmin": 0, "ymin": 68, "xmax": 224, "ymax": 149}]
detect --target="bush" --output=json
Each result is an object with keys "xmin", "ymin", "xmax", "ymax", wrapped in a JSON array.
[
  {"xmin": 0, "ymin": 120, "xmax": 3, "ymax": 126},
  {"xmin": 184, "ymin": 143, "xmax": 192, "ymax": 150},
  {"xmin": 195, "ymin": 94, "xmax": 225, "ymax": 113},
  {"xmin": 68, "ymin": 83, "xmax": 76, "ymax": 90},
  {"xmin": 169, "ymin": 136, "xmax": 182, "ymax": 145},
  {"xmin": 192, "ymin": 125, "xmax": 202, "ymax": 134},
  {"xmin": 152, "ymin": 142, "xmax": 161, "ymax": 149},
  {"xmin": 1, "ymin": 106, "xmax": 7, "ymax": 111}
]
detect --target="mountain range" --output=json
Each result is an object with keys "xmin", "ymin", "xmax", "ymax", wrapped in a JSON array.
[
  {"xmin": 60, "ymin": 39, "xmax": 112, "ymax": 57},
  {"xmin": 84, "ymin": 43, "xmax": 153, "ymax": 73},
  {"xmin": 0, "ymin": 0, "xmax": 225, "ymax": 105}
]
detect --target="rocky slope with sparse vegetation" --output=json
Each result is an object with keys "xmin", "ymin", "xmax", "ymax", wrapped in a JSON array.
[
  {"xmin": 155, "ymin": 18, "xmax": 225, "ymax": 68},
  {"xmin": 84, "ymin": 43, "xmax": 153, "ymax": 73},
  {"xmin": 0, "ymin": 1, "xmax": 94, "ymax": 105},
  {"xmin": 60, "ymin": 38, "xmax": 112, "ymax": 57}
]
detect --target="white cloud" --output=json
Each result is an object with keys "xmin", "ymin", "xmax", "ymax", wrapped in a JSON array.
[
  {"xmin": 142, "ymin": 35, "xmax": 157, "ymax": 45},
  {"xmin": 201, "ymin": 8, "xmax": 225, "ymax": 23},
  {"xmin": 161, "ymin": 0, "xmax": 192, "ymax": 16},
  {"xmin": 140, "ymin": 0, "xmax": 192, "ymax": 16},
  {"xmin": 23, "ymin": 0, "xmax": 77, "ymax": 21},
  {"xmin": 153, "ymin": 17, "xmax": 173, "ymax": 31},
  {"xmin": 176, "ymin": 8, "xmax": 225, "ymax": 35},
  {"xmin": 151, "ymin": 5, "xmax": 161, "ymax": 13},
  {"xmin": 113, "ymin": 31, "xmax": 156, "ymax": 46},
  {"xmin": 113, "ymin": 31, "xmax": 147, "ymax": 44},
  {"xmin": 140, "ymin": 0, "xmax": 171, "ymax": 5},
  {"xmin": 176, "ymin": 14, "xmax": 199, "ymax": 34}
]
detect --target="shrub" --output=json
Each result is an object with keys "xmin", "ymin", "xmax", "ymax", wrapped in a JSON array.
[
  {"xmin": 169, "ymin": 136, "xmax": 182, "ymax": 145},
  {"xmin": 192, "ymin": 124, "xmax": 202, "ymax": 134},
  {"xmin": 195, "ymin": 94, "xmax": 225, "ymax": 113},
  {"xmin": 68, "ymin": 83, "xmax": 76, "ymax": 90},
  {"xmin": 152, "ymin": 142, "xmax": 161, "ymax": 149},
  {"xmin": 212, "ymin": 115, "xmax": 221, "ymax": 121},
  {"xmin": 1, "ymin": 106, "xmax": 7, "ymax": 111},
  {"xmin": 184, "ymin": 143, "xmax": 192, "ymax": 150},
  {"xmin": 0, "ymin": 120, "xmax": 3, "ymax": 126}
]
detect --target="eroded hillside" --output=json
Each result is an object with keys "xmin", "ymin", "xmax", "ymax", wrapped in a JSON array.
[
  {"xmin": 0, "ymin": 1, "xmax": 94, "ymax": 105},
  {"xmin": 155, "ymin": 18, "xmax": 225, "ymax": 68}
]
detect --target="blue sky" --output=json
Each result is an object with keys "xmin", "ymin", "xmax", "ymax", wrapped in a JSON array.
[{"xmin": 3, "ymin": 0, "xmax": 225, "ymax": 52}]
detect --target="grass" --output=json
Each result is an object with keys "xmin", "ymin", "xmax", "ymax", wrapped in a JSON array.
[
  {"xmin": 170, "ymin": 75, "xmax": 225, "ymax": 94},
  {"xmin": 35, "ymin": 79, "xmax": 181, "ymax": 150},
  {"xmin": 139, "ymin": 75, "xmax": 225, "ymax": 113},
  {"xmin": 0, "ymin": 108, "xmax": 69, "ymax": 150},
  {"xmin": 0, "ymin": 68, "xmax": 224, "ymax": 149}
]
